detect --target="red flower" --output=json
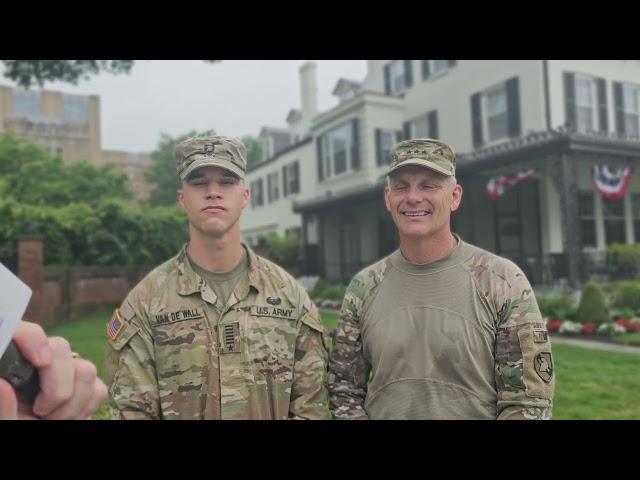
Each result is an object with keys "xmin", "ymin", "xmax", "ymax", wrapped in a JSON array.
[
  {"xmin": 614, "ymin": 319, "xmax": 629, "ymax": 330},
  {"xmin": 581, "ymin": 323, "xmax": 597, "ymax": 334},
  {"xmin": 627, "ymin": 320, "xmax": 640, "ymax": 333},
  {"xmin": 547, "ymin": 320, "xmax": 562, "ymax": 332}
]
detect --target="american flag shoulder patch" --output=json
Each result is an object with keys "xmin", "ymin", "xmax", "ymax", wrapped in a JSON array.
[{"xmin": 107, "ymin": 309, "xmax": 125, "ymax": 341}]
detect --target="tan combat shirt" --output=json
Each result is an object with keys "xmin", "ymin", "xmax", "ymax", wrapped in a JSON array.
[
  {"xmin": 328, "ymin": 237, "xmax": 555, "ymax": 420},
  {"xmin": 107, "ymin": 244, "xmax": 330, "ymax": 420}
]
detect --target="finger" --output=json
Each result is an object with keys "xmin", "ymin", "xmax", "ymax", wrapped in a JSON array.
[
  {"xmin": 11, "ymin": 321, "xmax": 53, "ymax": 368},
  {"xmin": 45, "ymin": 359, "xmax": 98, "ymax": 420},
  {"xmin": 0, "ymin": 379, "xmax": 18, "ymax": 420},
  {"xmin": 32, "ymin": 336, "xmax": 74, "ymax": 417},
  {"xmin": 80, "ymin": 378, "xmax": 109, "ymax": 420}
]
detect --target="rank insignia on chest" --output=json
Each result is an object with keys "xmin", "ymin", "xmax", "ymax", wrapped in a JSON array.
[{"xmin": 220, "ymin": 322, "xmax": 241, "ymax": 354}]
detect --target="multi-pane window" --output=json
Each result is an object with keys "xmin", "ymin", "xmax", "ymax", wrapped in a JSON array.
[
  {"xmin": 283, "ymin": 161, "xmax": 300, "ymax": 196},
  {"xmin": 389, "ymin": 60, "xmax": 406, "ymax": 94},
  {"xmin": 380, "ymin": 131, "xmax": 394, "ymax": 164},
  {"xmin": 320, "ymin": 123, "xmax": 353, "ymax": 178},
  {"xmin": 412, "ymin": 116, "xmax": 430, "ymax": 138},
  {"xmin": 633, "ymin": 193, "xmax": 640, "ymax": 242},
  {"xmin": 267, "ymin": 172, "xmax": 279, "ymax": 203},
  {"xmin": 13, "ymin": 90, "xmax": 41, "ymax": 117},
  {"xmin": 623, "ymin": 84, "xmax": 640, "ymax": 139},
  {"xmin": 250, "ymin": 178, "xmax": 264, "ymax": 208},
  {"xmin": 485, "ymin": 86, "xmax": 508, "ymax": 142},
  {"xmin": 62, "ymin": 94, "xmax": 89, "ymax": 122},
  {"xmin": 603, "ymin": 197, "xmax": 626, "ymax": 245},
  {"xmin": 575, "ymin": 75, "xmax": 595, "ymax": 132},
  {"xmin": 578, "ymin": 192, "xmax": 596, "ymax": 248}
]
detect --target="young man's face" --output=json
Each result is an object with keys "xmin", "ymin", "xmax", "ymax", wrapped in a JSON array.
[
  {"xmin": 384, "ymin": 165, "xmax": 462, "ymax": 240},
  {"xmin": 178, "ymin": 166, "xmax": 249, "ymax": 238}
]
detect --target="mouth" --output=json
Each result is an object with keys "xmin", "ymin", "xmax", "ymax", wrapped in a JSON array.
[
  {"xmin": 400, "ymin": 210, "xmax": 432, "ymax": 217},
  {"xmin": 202, "ymin": 206, "xmax": 226, "ymax": 213}
]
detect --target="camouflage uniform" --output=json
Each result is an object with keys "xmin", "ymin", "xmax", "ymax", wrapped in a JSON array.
[
  {"xmin": 107, "ymin": 245, "xmax": 330, "ymax": 419},
  {"xmin": 328, "ymin": 138, "xmax": 555, "ymax": 420},
  {"xmin": 107, "ymin": 135, "xmax": 330, "ymax": 420},
  {"xmin": 328, "ymin": 242, "xmax": 555, "ymax": 420}
]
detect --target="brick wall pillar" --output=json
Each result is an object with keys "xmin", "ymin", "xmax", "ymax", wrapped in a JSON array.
[{"xmin": 18, "ymin": 237, "xmax": 45, "ymax": 325}]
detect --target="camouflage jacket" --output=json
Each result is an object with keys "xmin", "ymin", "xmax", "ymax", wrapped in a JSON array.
[
  {"xmin": 328, "ymin": 239, "xmax": 555, "ymax": 420},
  {"xmin": 107, "ymin": 244, "xmax": 330, "ymax": 420}
]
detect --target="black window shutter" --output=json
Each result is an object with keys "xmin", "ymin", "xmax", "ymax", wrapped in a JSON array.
[
  {"xmin": 404, "ymin": 60, "xmax": 413, "ymax": 88},
  {"xmin": 422, "ymin": 60, "xmax": 431, "ymax": 80},
  {"xmin": 351, "ymin": 118, "xmax": 360, "ymax": 170},
  {"xmin": 375, "ymin": 128, "xmax": 382, "ymax": 166},
  {"xmin": 563, "ymin": 72, "xmax": 576, "ymax": 130},
  {"xmin": 506, "ymin": 77, "xmax": 521, "ymax": 138},
  {"xmin": 448, "ymin": 60, "xmax": 457, "ymax": 67},
  {"xmin": 250, "ymin": 181, "xmax": 255, "ymax": 208},
  {"xmin": 428, "ymin": 110, "xmax": 439, "ymax": 139},
  {"xmin": 384, "ymin": 64, "xmax": 391, "ymax": 94},
  {"xmin": 293, "ymin": 161, "xmax": 300, "ymax": 193},
  {"xmin": 596, "ymin": 77, "xmax": 608, "ymax": 133},
  {"xmin": 282, "ymin": 165, "xmax": 288, "ymax": 197},
  {"xmin": 402, "ymin": 121, "xmax": 411, "ymax": 140},
  {"xmin": 316, "ymin": 136, "xmax": 324, "ymax": 182},
  {"xmin": 613, "ymin": 82, "xmax": 626, "ymax": 136},
  {"xmin": 267, "ymin": 175, "xmax": 271, "ymax": 203},
  {"xmin": 471, "ymin": 92, "xmax": 483, "ymax": 148}
]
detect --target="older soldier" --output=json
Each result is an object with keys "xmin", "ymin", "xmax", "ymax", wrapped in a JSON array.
[
  {"xmin": 107, "ymin": 136, "xmax": 330, "ymax": 420},
  {"xmin": 328, "ymin": 138, "xmax": 555, "ymax": 420}
]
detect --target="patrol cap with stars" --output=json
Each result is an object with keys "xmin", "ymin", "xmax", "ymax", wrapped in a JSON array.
[
  {"xmin": 175, "ymin": 135, "xmax": 247, "ymax": 180},
  {"xmin": 387, "ymin": 138, "xmax": 456, "ymax": 177}
]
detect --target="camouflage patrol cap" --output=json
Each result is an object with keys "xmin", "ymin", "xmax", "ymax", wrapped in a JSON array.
[
  {"xmin": 387, "ymin": 138, "xmax": 456, "ymax": 177},
  {"xmin": 175, "ymin": 135, "xmax": 247, "ymax": 180}
]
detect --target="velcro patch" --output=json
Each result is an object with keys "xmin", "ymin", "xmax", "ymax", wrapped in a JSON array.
[
  {"xmin": 533, "ymin": 329, "xmax": 548, "ymax": 343},
  {"xmin": 534, "ymin": 352, "xmax": 554, "ymax": 382},
  {"xmin": 107, "ymin": 309, "xmax": 125, "ymax": 341},
  {"xmin": 220, "ymin": 322, "xmax": 241, "ymax": 354},
  {"xmin": 250, "ymin": 305, "xmax": 296, "ymax": 320},
  {"xmin": 153, "ymin": 308, "xmax": 204, "ymax": 326}
]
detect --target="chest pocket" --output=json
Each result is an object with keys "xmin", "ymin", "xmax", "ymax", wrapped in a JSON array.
[
  {"xmin": 243, "ymin": 305, "xmax": 300, "ymax": 384},
  {"xmin": 151, "ymin": 308, "xmax": 211, "ymax": 407}
]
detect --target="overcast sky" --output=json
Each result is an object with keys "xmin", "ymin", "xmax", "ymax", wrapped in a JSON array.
[{"xmin": 0, "ymin": 60, "xmax": 368, "ymax": 153}]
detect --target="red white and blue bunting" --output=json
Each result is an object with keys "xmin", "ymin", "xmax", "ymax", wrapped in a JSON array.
[
  {"xmin": 592, "ymin": 165, "xmax": 633, "ymax": 201},
  {"xmin": 486, "ymin": 169, "xmax": 538, "ymax": 201}
]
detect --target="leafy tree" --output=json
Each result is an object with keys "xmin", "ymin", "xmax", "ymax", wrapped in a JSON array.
[
  {"xmin": 145, "ymin": 130, "xmax": 215, "ymax": 206},
  {"xmin": 2, "ymin": 60, "xmax": 220, "ymax": 88},
  {"xmin": 0, "ymin": 133, "xmax": 131, "ymax": 207},
  {"xmin": 242, "ymin": 135, "xmax": 263, "ymax": 169}
]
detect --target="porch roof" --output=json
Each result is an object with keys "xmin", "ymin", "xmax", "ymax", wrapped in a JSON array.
[{"xmin": 458, "ymin": 127, "xmax": 640, "ymax": 174}]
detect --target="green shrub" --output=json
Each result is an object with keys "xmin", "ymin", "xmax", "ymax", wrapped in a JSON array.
[
  {"xmin": 607, "ymin": 243, "xmax": 640, "ymax": 276},
  {"xmin": 263, "ymin": 234, "xmax": 301, "ymax": 266},
  {"xmin": 576, "ymin": 281, "xmax": 610, "ymax": 325},
  {"xmin": 604, "ymin": 281, "xmax": 640, "ymax": 312},
  {"xmin": 309, "ymin": 279, "xmax": 346, "ymax": 301},
  {"xmin": 536, "ymin": 293, "xmax": 577, "ymax": 320}
]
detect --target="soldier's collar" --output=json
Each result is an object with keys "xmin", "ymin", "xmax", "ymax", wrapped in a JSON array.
[
  {"xmin": 175, "ymin": 243, "xmax": 262, "ymax": 296},
  {"xmin": 176, "ymin": 244, "xmax": 201, "ymax": 296},
  {"xmin": 245, "ymin": 244, "xmax": 262, "ymax": 293}
]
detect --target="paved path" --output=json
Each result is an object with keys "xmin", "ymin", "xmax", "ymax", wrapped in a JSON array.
[{"xmin": 551, "ymin": 336, "xmax": 640, "ymax": 354}]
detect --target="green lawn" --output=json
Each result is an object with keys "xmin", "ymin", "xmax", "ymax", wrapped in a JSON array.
[
  {"xmin": 617, "ymin": 331, "xmax": 640, "ymax": 346},
  {"xmin": 45, "ymin": 308, "xmax": 640, "ymax": 420},
  {"xmin": 552, "ymin": 344, "xmax": 640, "ymax": 419}
]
